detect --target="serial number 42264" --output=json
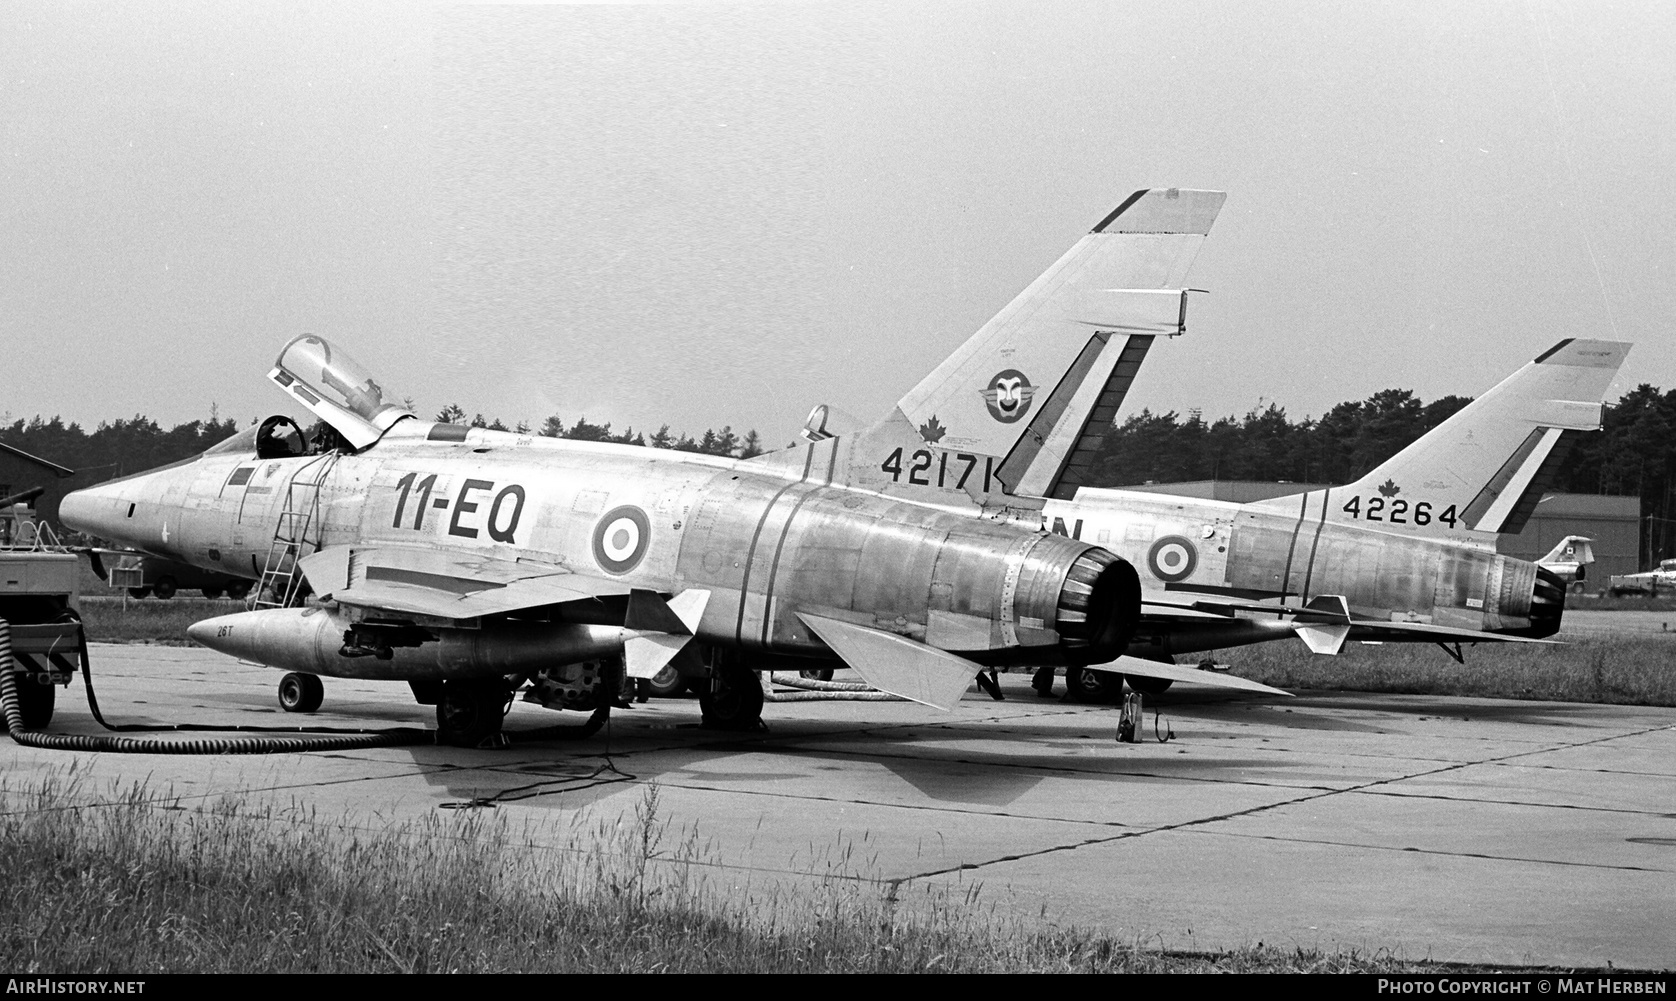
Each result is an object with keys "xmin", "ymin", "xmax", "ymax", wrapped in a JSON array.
[{"xmin": 1341, "ymin": 496, "xmax": 1459, "ymax": 527}]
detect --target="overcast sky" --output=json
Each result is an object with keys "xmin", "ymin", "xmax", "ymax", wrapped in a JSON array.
[{"xmin": 4, "ymin": 2, "xmax": 1671, "ymax": 445}]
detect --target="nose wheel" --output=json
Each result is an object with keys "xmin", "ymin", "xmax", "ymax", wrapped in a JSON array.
[{"xmin": 277, "ymin": 672, "xmax": 325, "ymax": 713}]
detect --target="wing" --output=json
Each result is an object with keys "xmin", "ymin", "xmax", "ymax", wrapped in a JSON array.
[{"xmin": 299, "ymin": 545, "xmax": 635, "ymax": 621}]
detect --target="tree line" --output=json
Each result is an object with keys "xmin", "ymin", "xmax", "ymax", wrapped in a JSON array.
[
  {"xmin": 1084, "ymin": 384, "xmax": 1676, "ymax": 564},
  {"xmin": 5, "ymin": 384, "xmax": 1674, "ymax": 563},
  {"xmin": 428, "ymin": 405, "xmax": 764, "ymax": 458}
]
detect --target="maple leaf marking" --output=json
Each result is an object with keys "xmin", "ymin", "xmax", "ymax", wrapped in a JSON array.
[
  {"xmin": 919, "ymin": 416, "xmax": 947, "ymax": 443},
  {"xmin": 1378, "ymin": 479, "xmax": 1400, "ymax": 497}
]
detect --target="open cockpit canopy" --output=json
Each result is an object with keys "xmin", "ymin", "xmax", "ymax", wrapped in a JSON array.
[{"xmin": 267, "ymin": 335, "xmax": 414, "ymax": 449}]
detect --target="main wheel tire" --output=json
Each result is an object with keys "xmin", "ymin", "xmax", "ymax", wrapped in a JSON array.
[
  {"xmin": 277, "ymin": 672, "xmax": 325, "ymax": 713},
  {"xmin": 699, "ymin": 663, "xmax": 764, "ymax": 731},
  {"xmin": 646, "ymin": 664, "xmax": 688, "ymax": 698},
  {"xmin": 798, "ymin": 667, "xmax": 834, "ymax": 682},
  {"xmin": 1063, "ymin": 666, "xmax": 1122, "ymax": 703},
  {"xmin": 1124, "ymin": 674, "xmax": 1174, "ymax": 696},
  {"xmin": 13, "ymin": 676, "xmax": 55, "ymax": 728},
  {"xmin": 436, "ymin": 679, "xmax": 510, "ymax": 748},
  {"xmin": 152, "ymin": 577, "xmax": 177, "ymax": 599},
  {"xmin": 127, "ymin": 587, "xmax": 151, "ymax": 599},
  {"xmin": 201, "ymin": 587, "xmax": 224, "ymax": 599},
  {"xmin": 225, "ymin": 581, "xmax": 253, "ymax": 601}
]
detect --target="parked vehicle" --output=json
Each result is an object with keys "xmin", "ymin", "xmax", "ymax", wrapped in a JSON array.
[
  {"xmin": 106, "ymin": 554, "xmax": 253, "ymax": 600},
  {"xmin": 1607, "ymin": 558, "xmax": 1676, "ymax": 597}
]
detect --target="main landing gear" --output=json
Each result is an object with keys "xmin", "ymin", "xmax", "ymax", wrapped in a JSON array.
[
  {"xmin": 436, "ymin": 678, "xmax": 512, "ymax": 748},
  {"xmin": 698, "ymin": 654, "xmax": 764, "ymax": 731}
]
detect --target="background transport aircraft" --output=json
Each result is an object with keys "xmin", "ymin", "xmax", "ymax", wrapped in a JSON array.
[{"xmin": 56, "ymin": 189, "xmax": 1264, "ymax": 746}]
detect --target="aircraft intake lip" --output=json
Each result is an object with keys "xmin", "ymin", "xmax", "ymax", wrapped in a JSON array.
[{"xmin": 1056, "ymin": 549, "xmax": 1141, "ymax": 665}]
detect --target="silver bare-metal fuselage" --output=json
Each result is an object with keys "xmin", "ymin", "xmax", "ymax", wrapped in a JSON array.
[
  {"xmin": 61, "ymin": 420, "xmax": 1136, "ymax": 679},
  {"xmin": 1041, "ymin": 486, "xmax": 1562, "ymax": 657}
]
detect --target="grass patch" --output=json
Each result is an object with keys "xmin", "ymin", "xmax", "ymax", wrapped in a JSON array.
[
  {"xmin": 1, "ymin": 770, "xmax": 1498, "ymax": 975},
  {"xmin": 1563, "ymin": 593, "xmax": 1676, "ymax": 613},
  {"xmin": 76, "ymin": 596, "xmax": 235, "ymax": 645},
  {"xmin": 1223, "ymin": 634, "xmax": 1676, "ymax": 706}
]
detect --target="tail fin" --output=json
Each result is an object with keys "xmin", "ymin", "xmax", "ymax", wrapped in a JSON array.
[
  {"xmin": 1539, "ymin": 535, "xmax": 1594, "ymax": 568},
  {"xmin": 1253, "ymin": 339, "xmax": 1630, "ymax": 540},
  {"xmin": 820, "ymin": 188, "xmax": 1225, "ymax": 504}
]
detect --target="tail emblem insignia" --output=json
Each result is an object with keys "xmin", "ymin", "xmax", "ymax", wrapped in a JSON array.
[{"xmin": 980, "ymin": 370, "xmax": 1035, "ymax": 424}]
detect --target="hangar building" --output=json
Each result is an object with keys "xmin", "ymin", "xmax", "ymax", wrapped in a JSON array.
[{"xmin": 0, "ymin": 441, "xmax": 77, "ymax": 536}]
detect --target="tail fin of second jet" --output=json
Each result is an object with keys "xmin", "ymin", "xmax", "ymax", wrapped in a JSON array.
[
  {"xmin": 1252, "ymin": 338, "xmax": 1630, "ymax": 541},
  {"xmin": 803, "ymin": 188, "xmax": 1226, "ymax": 505}
]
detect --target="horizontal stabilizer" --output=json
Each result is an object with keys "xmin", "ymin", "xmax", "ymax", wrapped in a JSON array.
[
  {"xmin": 1082, "ymin": 655, "xmax": 1292, "ymax": 697},
  {"xmin": 795, "ymin": 613, "xmax": 981, "ymax": 711}
]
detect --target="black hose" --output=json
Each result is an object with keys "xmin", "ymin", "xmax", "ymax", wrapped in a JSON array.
[{"xmin": 1, "ymin": 617, "xmax": 432, "ymax": 754}]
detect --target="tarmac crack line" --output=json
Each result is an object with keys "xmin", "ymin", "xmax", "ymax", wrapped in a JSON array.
[
  {"xmin": 886, "ymin": 720, "xmax": 1676, "ymax": 888},
  {"xmin": 1173, "ymin": 828, "xmax": 1676, "ymax": 874}
]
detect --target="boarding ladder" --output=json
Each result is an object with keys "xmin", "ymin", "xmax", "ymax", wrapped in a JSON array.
[{"xmin": 250, "ymin": 452, "xmax": 341, "ymax": 610}]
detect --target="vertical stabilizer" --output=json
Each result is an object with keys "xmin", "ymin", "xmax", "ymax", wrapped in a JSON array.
[
  {"xmin": 825, "ymin": 188, "xmax": 1225, "ymax": 505},
  {"xmin": 1252, "ymin": 339, "xmax": 1630, "ymax": 541}
]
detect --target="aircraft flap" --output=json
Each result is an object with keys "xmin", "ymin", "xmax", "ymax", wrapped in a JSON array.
[
  {"xmin": 299, "ymin": 546, "xmax": 634, "ymax": 621},
  {"xmin": 795, "ymin": 612, "xmax": 981, "ymax": 711},
  {"xmin": 1081, "ymin": 654, "xmax": 1292, "ymax": 696}
]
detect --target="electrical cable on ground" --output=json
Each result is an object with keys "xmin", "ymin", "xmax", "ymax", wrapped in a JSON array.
[{"xmin": 1, "ymin": 617, "xmax": 432, "ymax": 754}]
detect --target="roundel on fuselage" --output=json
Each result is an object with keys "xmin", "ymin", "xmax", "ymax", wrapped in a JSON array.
[
  {"xmin": 593, "ymin": 506, "xmax": 651, "ymax": 575},
  {"xmin": 1147, "ymin": 535, "xmax": 1198, "ymax": 583}
]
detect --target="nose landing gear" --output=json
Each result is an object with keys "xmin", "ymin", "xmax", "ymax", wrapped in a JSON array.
[{"xmin": 276, "ymin": 672, "xmax": 325, "ymax": 713}]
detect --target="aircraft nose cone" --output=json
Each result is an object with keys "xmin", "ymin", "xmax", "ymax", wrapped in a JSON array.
[{"xmin": 58, "ymin": 481, "xmax": 127, "ymax": 540}]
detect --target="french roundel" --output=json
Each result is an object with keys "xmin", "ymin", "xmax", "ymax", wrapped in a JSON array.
[
  {"xmin": 593, "ymin": 506, "xmax": 651, "ymax": 575},
  {"xmin": 1147, "ymin": 535, "xmax": 1198, "ymax": 583}
]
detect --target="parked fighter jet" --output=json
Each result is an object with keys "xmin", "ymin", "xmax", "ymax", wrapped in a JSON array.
[
  {"xmin": 1028, "ymin": 339, "xmax": 1630, "ymax": 697},
  {"xmin": 1536, "ymin": 535, "xmax": 1595, "ymax": 591},
  {"xmin": 60, "ymin": 188, "xmax": 1261, "ymax": 745},
  {"xmin": 779, "ymin": 283, "xmax": 1628, "ymax": 698}
]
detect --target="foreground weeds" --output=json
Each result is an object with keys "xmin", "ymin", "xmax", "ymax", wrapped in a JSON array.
[
  {"xmin": 2, "ymin": 772, "xmax": 1450, "ymax": 974},
  {"xmin": 77, "ymin": 596, "xmax": 228, "ymax": 645},
  {"xmin": 1228, "ymin": 635, "xmax": 1676, "ymax": 706}
]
